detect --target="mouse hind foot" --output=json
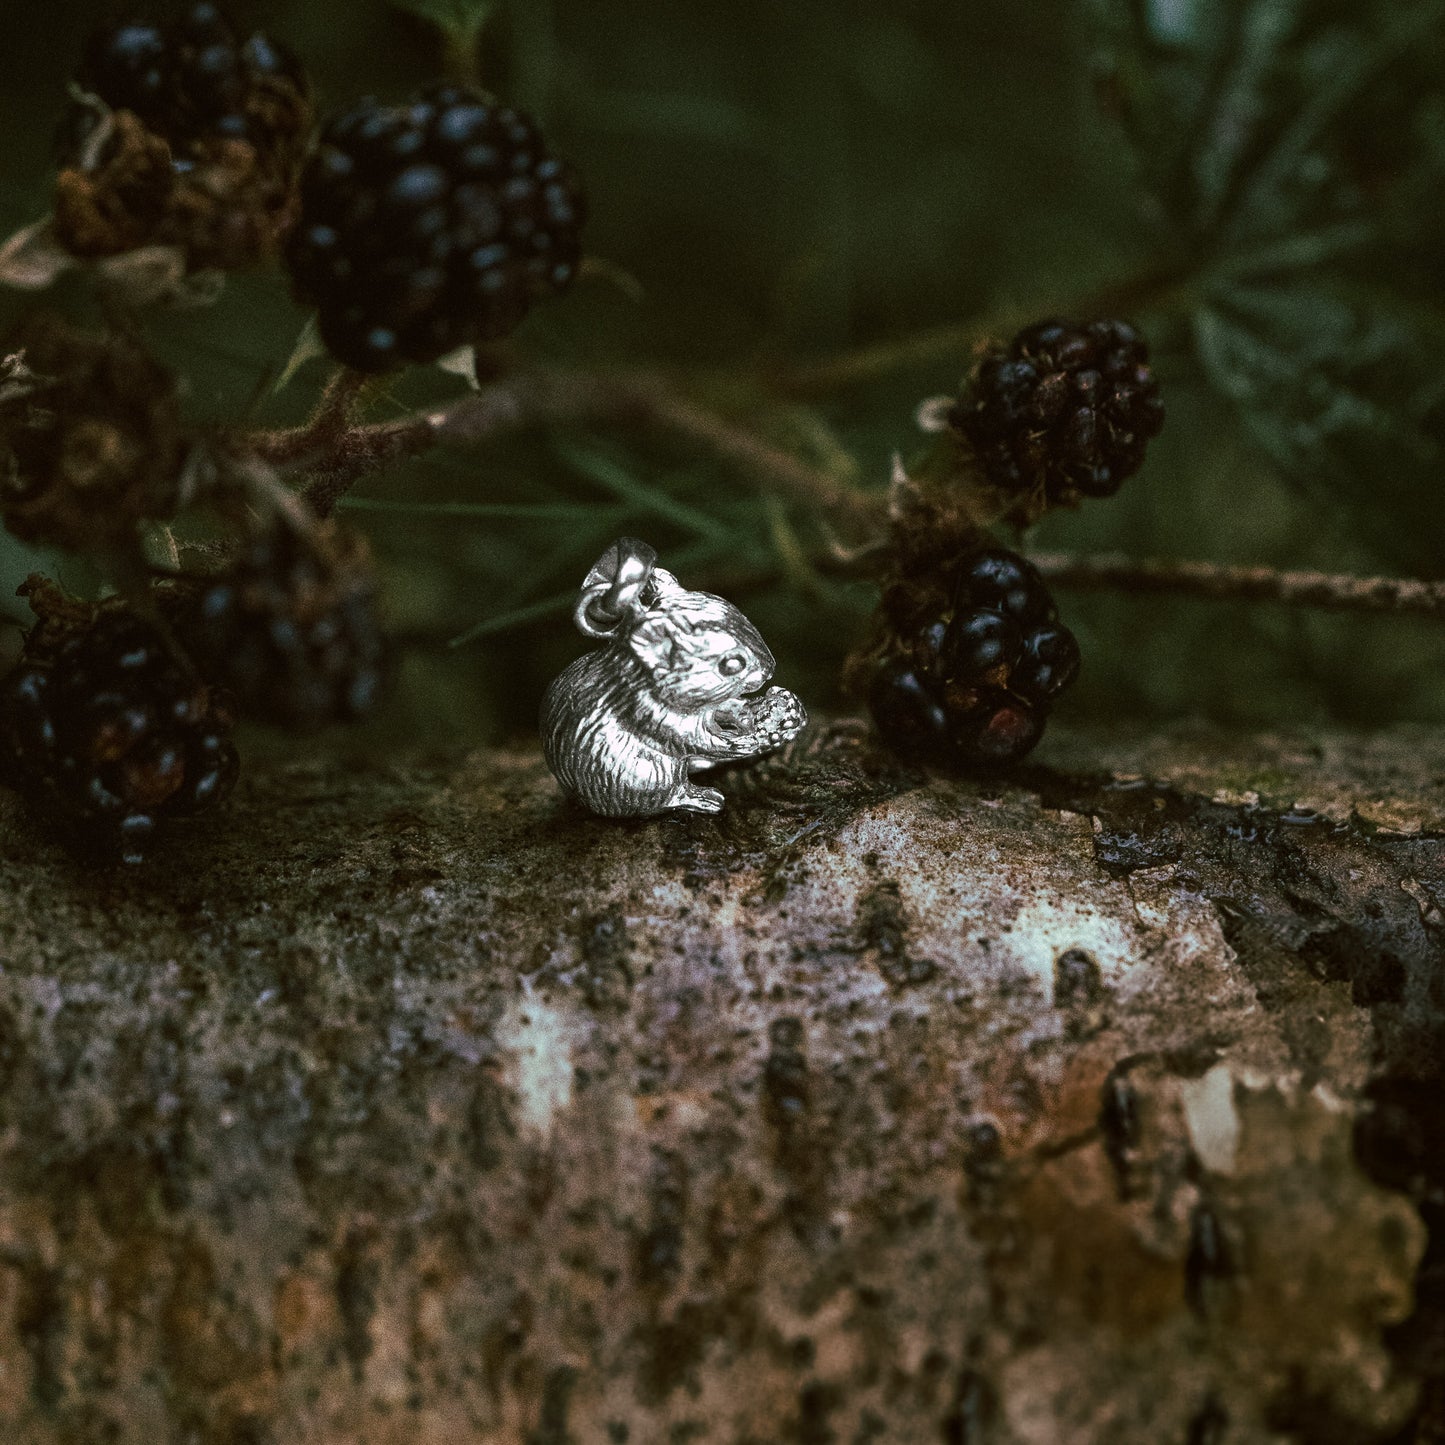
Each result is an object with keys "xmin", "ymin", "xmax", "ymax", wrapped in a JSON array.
[{"xmin": 664, "ymin": 783, "xmax": 725, "ymax": 814}]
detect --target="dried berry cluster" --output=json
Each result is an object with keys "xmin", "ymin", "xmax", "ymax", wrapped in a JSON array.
[
  {"xmin": 53, "ymin": 3, "xmax": 313, "ymax": 272},
  {"xmin": 180, "ymin": 519, "xmax": 388, "ymax": 731},
  {"xmin": 0, "ymin": 583, "xmax": 238, "ymax": 866},
  {"xmin": 286, "ymin": 85, "xmax": 587, "ymax": 370},
  {"xmin": 0, "ymin": 315, "xmax": 189, "ymax": 555},
  {"xmin": 0, "ymin": 512, "xmax": 389, "ymax": 863}
]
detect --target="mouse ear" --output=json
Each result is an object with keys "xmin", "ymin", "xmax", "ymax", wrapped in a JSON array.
[
  {"xmin": 576, "ymin": 537, "xmax": 657, "ymax": 639},
  {"xmin": 629, "ymin": 613, "xmax": 679, "ymax": 672}
]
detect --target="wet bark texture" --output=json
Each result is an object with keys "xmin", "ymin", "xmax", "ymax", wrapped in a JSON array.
[{"xmin": 0, "ymin": 719, "xmax": 1441, "ymax": 1445}]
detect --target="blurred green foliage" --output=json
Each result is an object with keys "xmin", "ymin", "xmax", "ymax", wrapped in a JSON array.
[{"xmin": 1, "ymin": 0, "xmax": 1443, "ymax": 748}]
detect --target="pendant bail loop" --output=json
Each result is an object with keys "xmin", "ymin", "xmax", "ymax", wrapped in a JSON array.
[{"xmin": 574, "ymin": 536, "xmax": 657, "ymax": 638}]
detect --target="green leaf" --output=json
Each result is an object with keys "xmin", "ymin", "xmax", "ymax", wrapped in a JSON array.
[
  {"xmin": 447, "ymin": 589, "xmax": 575, "ymax": 647},
  {"xmin": 1221, "ymin": 0, "xmax": 1445, "ymax": 247},
  {"xmin": 1094, "ymin": 0, "xmax": 1445, "ymax": 567},
  {"xmin": 339, "ymin": 497, "xmax": 624, "ymax": 521},
  {"xmin": 553, "ymin": 443, "xmax": 735, "ymax": 543},
  {"xmin": 446, "ymin": 537, "xmax": 733, "ymax": 648},
  {"xmin": 387, "ymin": 0, "xmax": 494, "ymax": 44},
  {"xmin": 1207, "ymin": 219, "xmax": 1374, "ymax": 281},
  {"xmin": 1193, "ymin": 282, "xmax": 1445, "ymax": 568},
  {"xmin": 1188, "ymin": 0, "xmax": 1301, "ymax": 235},
  {"xmin": 1093, "ymin": 0, "xmax": 1445, "ymax": 250}
]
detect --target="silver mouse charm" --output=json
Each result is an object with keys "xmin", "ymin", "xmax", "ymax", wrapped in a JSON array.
[{"xmin": 541, "ymin": 538, "xmax": 807, "ymax": 816}]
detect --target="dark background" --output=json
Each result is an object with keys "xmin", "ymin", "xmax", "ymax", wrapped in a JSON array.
[{"xmin": 2, "ymin": 0, "xmax": 1442, "ymax": 749}]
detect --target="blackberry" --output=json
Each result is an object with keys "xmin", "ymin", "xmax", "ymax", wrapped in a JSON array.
[
  {"xmin": 0, "ymin": 314, "xmax": 189, "ymax": 555},
  {"xmin": 54, "ymin": 4, "xmax": 311, "ymax": 270},
  {"xmin": 285, "ymin": 85, "xmax": 586, "ymax": 371},
  {"xmin": 179, "ymin": 518, "xmax": 387, "ymax": 730},
  {"xmin": 0, "ymin": 583, "xmax": 237, "ymax": 865},
  {"xmin": 71, "ymin": 4, "xmax": 309, "ymax": 161},
  {"xmin": 867, "ymin": 547, "xmax": 1078, "ymax": 768},
  {"xmin": 951, "ymin": 319, "xmax": 1164, "ymax": 523}
]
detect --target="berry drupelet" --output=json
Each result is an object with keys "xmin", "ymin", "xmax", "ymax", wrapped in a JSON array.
[
  {"xmin": 0, "ymin": 587, "xmax": 238, "ymax": 865},
  {"xmin": 286, "ymin": 85, "xmax": 586, "ymax": 371},
  {"xmin": 0, "ymin": 314, "xmax": 189, "ymax": 555},
  {"xmin": 179, "ymin": 518, "xmax": 387, "ymax": 731},
  {"xmin": 53, "ymin": 3, "xmax": 311, "ymax": 271},
  {"xmin": 868, "ymin": 547, "xmax": 1079, "ymax": 768},
  {"xmin": 951, "ymin": 319, "xmax": 1164, "ymax": 523}
]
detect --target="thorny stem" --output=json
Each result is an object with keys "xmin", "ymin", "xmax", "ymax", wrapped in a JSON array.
[
  {"xmin": 1028, "ymin": 552, "xmax": 1445, "ymax": 619},
  {"xmin": 300, "ymin": 414, "xmax": 436, "ymax": 517},
  {"xmin": 249, "ymin": 366, "xmax": 374, "ymax": 468},
  {"xmin": 244, "ymin": 367, "xmax": 884, "ymax": 532},
  {"xmin": 694, "ymin": 549, "xmax": 1445, "ymax": 626},
  {"xmin": 247, "ymin": 258, "xmax": 1187, "ymax": 529},
  {"xmin": 240, "ymin": 357, "xmax": 1444, "ymax": 628}
]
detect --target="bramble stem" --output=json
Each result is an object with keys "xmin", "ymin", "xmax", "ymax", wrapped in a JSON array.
[
  {"xmin": 245, "ymin": 367, "xmax": 883, "ymax": 532},
  {"xmin": 1029, "ymin": 552, "xmax": 1445, "ymax": 618},
  {"xmin": 251, "ymin": 375, "xmax": 1445, "ymax": 625},
  {"xmin": 251, "ymin": 367, "xmax": 374, "ymax": 467},
  {"xmin": 640, "ymin": 387, "xmax": 881, "ymax": 531}
]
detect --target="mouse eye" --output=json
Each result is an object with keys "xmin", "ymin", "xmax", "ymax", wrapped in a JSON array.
[{"xmin": 719, "ymin": 653, "xmax": 747, "ymax": 676}]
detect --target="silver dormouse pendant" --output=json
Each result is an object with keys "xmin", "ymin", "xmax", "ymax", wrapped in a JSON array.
[{"xmin": 541, "ymin": 538, "xmax": 808, "ymax": 816}]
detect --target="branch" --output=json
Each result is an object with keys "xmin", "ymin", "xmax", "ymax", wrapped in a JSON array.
[
  {"xmin": 242, "ymin": 367, "xmax": 883, "ymax": 532},
  {"xmin": 1029, "ymin": 552, "xmax": 1445, "ymax": 618},
  {"xmin": 251, "ymin": 367, "xmax": 374, "ymax": 467},
  {"xmin": 639, "ymin": 389, "xmax": 878, "ymax": 529}
]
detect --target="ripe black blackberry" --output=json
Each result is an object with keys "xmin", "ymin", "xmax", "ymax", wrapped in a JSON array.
[
  {"xmin": 951, "ymin": 319, "xmax": 1164, "ymax": 524},
  {"xmin": 179, "ymin": 518, "xmax": 387, "ymax": 731},
  {"xmin": 0, "ymin": 314, "xmax": 189, "ymax": 555},
  {"xmin": 285, "ymin": 85, "xmax": 586, "ymax": 371},
  {"xmin": 867, "ymin": 547, "xmax": 1079, "ymax": 768},
  {"xmin": 72, "ymin": 5, "xmax": 306, "ymax": 153},
  {"xmin": 54, "ymin": 4, "xmax": 311, "ymax": 270},
  {"xmin": 0, "ymin": 585, "xmax": 238, "ymax": 865}
]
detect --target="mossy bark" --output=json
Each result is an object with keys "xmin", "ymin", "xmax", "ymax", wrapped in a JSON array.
[{"xmin": 0, "ymin": 720, "xmax": 1440, "ymax": 1444}]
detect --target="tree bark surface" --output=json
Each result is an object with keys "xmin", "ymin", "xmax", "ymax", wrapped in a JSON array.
[{"xmin": 0, "ymin": 720, "xmax": 1440, "ymax": 1445}]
